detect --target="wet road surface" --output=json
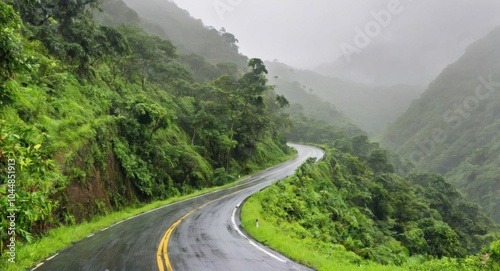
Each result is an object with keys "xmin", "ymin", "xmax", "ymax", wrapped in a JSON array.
[{"xmin": 33, "ymin": 144, "xmax": 324, "ymax": 271}]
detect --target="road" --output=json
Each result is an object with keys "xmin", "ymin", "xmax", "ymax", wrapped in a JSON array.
[{"xmin": 33, "ymin": 144, "xmax": 324, "ymax": 271}]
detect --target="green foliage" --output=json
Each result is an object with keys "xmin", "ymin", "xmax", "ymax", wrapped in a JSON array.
[
  {"xmin": 0, "ymin": 120, "xmax": 66, "ymax": 247},
  {"xmin": 212, "ymin": 167, "xmax": 236, "ymax": 186},
  {"xmin": 118, "ymin": 26, "xmax": 176, "ymax": 88},
  {"xmin": 11, "ymin": 0, "xmax": 118, "ymax": 75},
  {"xmin": 411, "ymin": 256, "xmax": 486, "ymax": 271},
  {"xmin": 0, "ymin": 2, "xmax": 35, "ymax": 97},
  {"xmin": 243, "ymin": 141, "xmax": 496, "ymax": 268},
  {"xmin": 379, "ymin": 28, "xmax": 500, "ymax": 223},
  {"xmin": 490, "ymin": 240, "xmax": 500, "ymax": 270},
  {"xmin": 0, "ymin": 2, "xmax": 294, "ymax": 263},
  {"xmin": 95, "ymin": 0, "xmax": 248, "ymax": 71},
  {"xmin": 492, "ymin": 240, "xmax": 500, "ymax": 260},
  {"xmin": 110, "ymin": 0, "xmax": 248, "ymax": 69}
]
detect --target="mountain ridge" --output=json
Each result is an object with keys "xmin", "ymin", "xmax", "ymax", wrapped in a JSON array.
[
  {"xmin": 379, "ymin": 27, "xmax": 500, "ymax": 222},
  {"xmin": 266, "ymin": 60, "xmax": 423, "ymax": 135}
]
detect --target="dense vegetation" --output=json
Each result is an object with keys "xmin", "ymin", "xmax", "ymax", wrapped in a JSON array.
[
  {"xmin": 243, "ymin": 135, "xmax": 500, "ymax": 270},
  {"xmin": 379, "ymin": 27, "xmax": 500, "ymax": 223},
  {"xmin": 0, "ymin": 0, "xmax": 293, "ymax": 262},
  {"xmin": 99, "ymin": 0, "xmax": 248, "ymax": 71}
]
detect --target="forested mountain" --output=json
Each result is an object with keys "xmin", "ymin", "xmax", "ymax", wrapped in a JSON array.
[
  {"xmin": 95, "ymin": 0, "xmax": 366, "ymax": 138},
  {"xmin": 0, "ymin": 0, "xmax": 292, "ymax": 257},
  {"xmin": 93, "ymin": 0, "xmax": 248, "ymax": 82},
  {"xmin": 266, "ymin": 61, "xmax": 422, "ymax": 135},
  {"xmin": 244, "ymin": 125, "xmax": 499, "ymax": 270},
  {"xmin": 118, "ymin": 0, "xmax": 248, "ymax": 70},
  {"xmin": 380, "ymin": 27, "xmax": 500, "ymax": 223},
  {"xmin": 96, "ymin": 1, "xmax": 377, "ymax": 136}
]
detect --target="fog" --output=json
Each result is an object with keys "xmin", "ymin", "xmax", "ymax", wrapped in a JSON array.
[{"xmin": 172, "ymin": 0, "xmax": 500, "ymax": 85}]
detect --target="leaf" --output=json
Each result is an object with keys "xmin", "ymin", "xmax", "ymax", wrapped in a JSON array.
[
  {"xmin": 19, "ymin": 229, "xmax": 33, "ymax": 244},
  {"xmin": 34, "ymin": 144, "xmax": 41, "ymax": 150}
]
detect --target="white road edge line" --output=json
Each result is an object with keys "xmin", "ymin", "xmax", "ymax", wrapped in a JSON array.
[
  {"xmin": 30, "ymin": 262, "xmax": 44, "ymax": 271},
  {"xmin": 231, "ymin": 201, "xmax": 287, "ymax": 263},
  {"xmin": 46, "ymin": 253, "xmax": 59, "ymax": 261}
]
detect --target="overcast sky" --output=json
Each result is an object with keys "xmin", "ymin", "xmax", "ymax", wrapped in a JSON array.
[
  {"xmin": 170, "ymin": 0, "xmax": 383, "ymax": 67},
  {"xmin": 171, "ymin": 0, "xmax": 500, "ymax": 84}
]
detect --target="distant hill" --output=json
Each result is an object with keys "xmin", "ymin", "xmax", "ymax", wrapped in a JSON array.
[
  {"xmin": 379, "ymin": 27, "xmax": 500, "ymax": 222},
  {"xmin": 266, "ymin": 61, "xmax": 422, "ymax": 135},
  {"xmin": 120, "ymin": 0, "xmax": 248, "ymax": 70},
  {"xmin": 269, "ymin": 75, "xmax": 364, "ymax": 138}
]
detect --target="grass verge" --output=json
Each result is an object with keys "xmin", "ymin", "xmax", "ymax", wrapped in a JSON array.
[{"xmin": 241, "ymin": 192, "xmax": 407, "ymax": 271}]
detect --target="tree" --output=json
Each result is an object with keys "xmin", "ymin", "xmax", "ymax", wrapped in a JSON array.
[
  {"xmin": 119, "ymin": 26, "xmax": 176, "ymax": 89},
  {"xmin": 0, "ymin": 3, "xmax": 31, "ymax": 85},
  {"xmin": 12, "ymin": 0, "xmax": 102, "ymax": 72},
  {"xmin": 125, "ymin": 95, "xmax": 170, "ymax": 140},
  {"xmin": 367, "ymin": 149, "xmax": 395, "ymax": 175},
  {"xmin": 275, "ymin": 95, "xmax": 290, "ymax": 109},
  {"xmin": 231, "ymin": 59, "xmax": 272, "ymax": 165},
  {"xmin": 419, "ymin": 218, "xmax": 466, "ymax": 258},
  {"xmin": 219, "ymin": 28, "xmax": 239, "ymax": 50}
]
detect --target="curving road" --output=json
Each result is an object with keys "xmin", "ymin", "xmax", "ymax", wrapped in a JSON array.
[{"xmin": 33, "ymin": 144, "xmax": 324, "ymax": 271}]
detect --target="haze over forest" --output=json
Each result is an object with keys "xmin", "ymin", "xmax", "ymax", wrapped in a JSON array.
[{"xmin": 174, "ymin": 0, "xmax": 500, "ymax": 85}]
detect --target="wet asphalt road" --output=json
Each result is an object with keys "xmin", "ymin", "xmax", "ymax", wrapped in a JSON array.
[{"xmin": 33, "ymin": 144, "xmax": 324, "ymax": 271}]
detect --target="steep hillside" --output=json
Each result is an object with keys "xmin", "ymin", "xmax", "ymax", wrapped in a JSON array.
[
  {"xmin": 243, "ymin": 137, "xmax": 499, "ymax": 270},
  {"xmin": 266, "ymin": 61, "xmax": 422, "ymax": 135},
  {"xmin": 380, "ymin": 27, "xmax": 500, "ymax": 222},
  {"xmin": 0, "ymin": 1, "xmax": 292, "ymax": 258},
  {"xmin": 93, "ymin": 0, "xmax": 245, "ymax": 82},
  {"xmin": 120, "ymin": 0, "xmax": 248, "ymax": 70}
]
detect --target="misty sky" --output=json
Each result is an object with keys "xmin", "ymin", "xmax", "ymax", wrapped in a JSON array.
[{"xmin": 171, "ymin": 0, "xmax": 500, "ymax": 85}]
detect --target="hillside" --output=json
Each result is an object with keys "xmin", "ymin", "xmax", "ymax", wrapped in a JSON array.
[
  {"xmin": 0, "ymin": 1, "xmax": 293, "ymax": 261},
  {"xmin": 380, "ymin": 27, "xmax": 500, "ymax": 223},
  {"xmin": 94, "ymin": 1, "xmax": 369, "ymax": 137},
  {"xmin": 266, "ymin": 61, "xmax": 422, "ymax": 135},
  {"xmin": 243, "ymin": 135, "xmax": 499, "ymax": 270},
  {"xmin": 119, "ymin": 0, "xmax": 248, "ymax": 70}
]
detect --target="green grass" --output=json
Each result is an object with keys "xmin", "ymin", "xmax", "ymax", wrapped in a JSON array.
[
  {"xmin": 241, "ymin": 195, "xmax": 406, "ymax": 271},
  {"xmin": 0, "ymin": 152, "xmax": 297, "ymax": 271}
]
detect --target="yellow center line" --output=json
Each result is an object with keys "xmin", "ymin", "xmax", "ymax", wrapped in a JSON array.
[
  {"xmin": 157, "ymin": 187, "xmax": 252, "ymax": 271},
  {"xmin": 156, "ymin": 154, "xmax": 313, "ymax": 271}
]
